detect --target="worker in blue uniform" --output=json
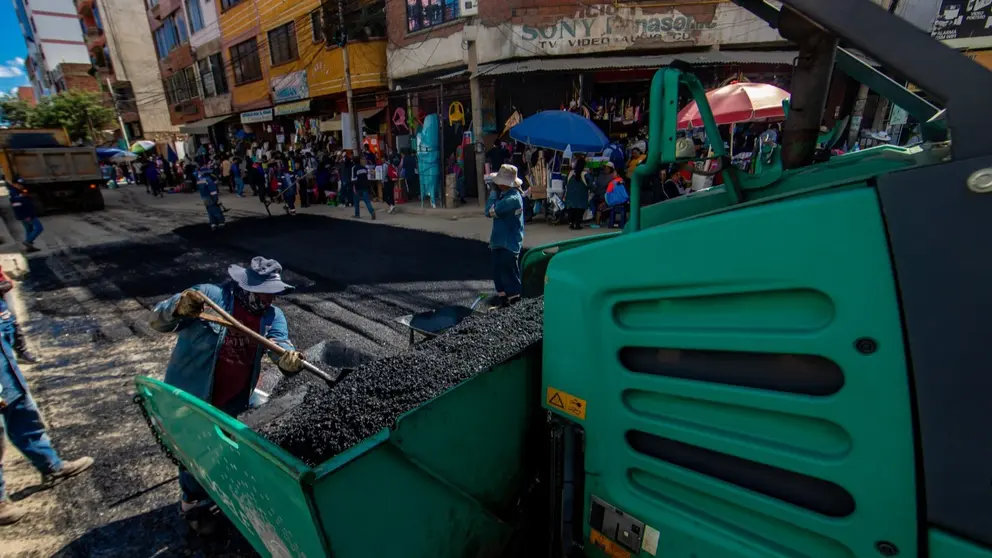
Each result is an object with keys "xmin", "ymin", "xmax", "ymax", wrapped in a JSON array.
[
  {"xmin": 0, "ymin": 298, "xmax": 93, "ymax": 526},
  {"xmin": 485, "ymin": 164, "xmax": 525, "ymax": 309},
  {"xmin": 197, "ymin": 165, "xmax": 226, "ymax": 230}
]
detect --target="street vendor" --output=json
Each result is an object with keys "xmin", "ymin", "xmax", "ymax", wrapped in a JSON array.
[
  {"xmin": 150, "ymin": 257, "xmax": 304, "ymax": 525},
  {"xmin": 1, "ymin": 296, "xmax": 93, "ymax": 526},
  {"xmin": 485, "ymin": 164, "xmax": 525, "ymax": 309}
]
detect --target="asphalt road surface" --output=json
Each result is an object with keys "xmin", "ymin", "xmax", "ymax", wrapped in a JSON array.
[{"xmin": 0, "ymin": 189, "xmax": 494, "ymax": 557}]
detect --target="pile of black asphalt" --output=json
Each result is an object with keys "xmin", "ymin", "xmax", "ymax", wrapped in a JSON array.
[{"xmin": 242, "ymin": 297, "xmax": 544, "ymax": 466}]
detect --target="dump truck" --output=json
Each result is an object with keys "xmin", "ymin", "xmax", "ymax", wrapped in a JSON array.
[
  {"xmin": 0, "ymin": 129, "xmax": 105, "ymax": 213},
  {"xmin": 134, "ymin": 0, "xmax": 991, "ymax": 556}
]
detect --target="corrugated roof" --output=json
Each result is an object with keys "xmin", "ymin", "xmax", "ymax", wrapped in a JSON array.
[{"xmin": 477, "ymin": 50, "xmax": 798, "ymax": 76}]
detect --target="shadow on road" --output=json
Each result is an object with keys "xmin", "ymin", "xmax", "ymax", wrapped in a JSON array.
[
  {"xmin": 173, "ymin": 213, "xmax": 493, "ymax": 287},
  {"xmin": 51, "ymin": 503, "xmax": 258, "ymax": 558}
]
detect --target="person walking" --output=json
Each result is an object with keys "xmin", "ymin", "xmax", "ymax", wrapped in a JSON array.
[
  {"xmin": 384, "ymin": 157, "xmax": 399, "ymax": 214},
  {"xmin": 232, "ymin": 157, "xmax": 246, "ymax": 197},
  {"xmin": 9, "ymin": 183, "xmax": 42, "ymax": 253},
  {"xmin": 145, "ymin": 159, "xmax": 162, "ymax": 197},
  {"xmin": 221, "ymin": 154, "xmax": 233, "ymax": 193},
  {"xmin": 280, "ymin": 164, "xmax": 298, "ymax": 216},
  {"xmin": 351, "ymin": 160, "xmax": 375, "ymax": 220},
  {"xmin": 564, "ymin": 155, "xmax": 593, "ymax": 230},
  {"xmin": 149, "ymin": 257, "xmax": 303, "ymax": 532},
  {"xmin": 0, "ymin": 268, "xmax": 38, "ymax": 364},
  {"xmin": 197, "ymin": 165, "xmax": 226, "ymax": 230},
  {"xmin": 401, "ymin": 149, "xmax": 419, "ymax": 200},
  {"xmin": 485, "ymin": 164, "xmax": 525, "ymax": 309},
  {"xmin": 0, "ymin": 295, "xmax": 93, "ymax": 526},
  {"xmin": 339, "ymin": 153, "xmax": 354, "ymax": 207}
]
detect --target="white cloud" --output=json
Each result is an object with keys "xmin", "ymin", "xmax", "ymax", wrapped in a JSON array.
[{"xmin": 0, "ymin": 60, "xmax": 25, "ymax": 78}]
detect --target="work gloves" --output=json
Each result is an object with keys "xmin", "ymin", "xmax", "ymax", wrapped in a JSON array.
[
  {"xmin": 174, "ymin": 289, "xmax": 205, "ymax": 319},
  {"xmin": 278, "ymin": 350, "xmax": 304, "ymax": 375}
]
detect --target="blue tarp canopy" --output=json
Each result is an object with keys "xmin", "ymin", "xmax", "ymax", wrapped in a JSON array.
[{"xmin": 509, "ymin": 110, "xmax": 609, "ymax": 153}]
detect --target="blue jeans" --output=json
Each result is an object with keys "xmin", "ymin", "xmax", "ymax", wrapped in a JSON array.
[
  {"xmin": 234, "ymin": 177, "xmax": 245, "ymax": 196},
  {"xmin": 21, "ymin": 219, "xmax": 43, "ymax": 244},
  {"xmin": 203, "ymin": 199, "xmax": 225, "ymax": 225},
  {"xmin": 354, "ymin": 189, "xmax": 374, "ymax": 217},
  {"xmin": 0, "ymin": 394, "xmax": 63, "ymax": 500},
  {"xmin": 491, "ymin": 248, "xmax": 521, "ymax": 296}
]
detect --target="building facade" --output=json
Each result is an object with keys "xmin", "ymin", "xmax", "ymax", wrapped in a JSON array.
[
  {"xmin": 13, "ymin": 0, "xmax": 93, "ymax": 98},
  {"xmin": 146, "ymin": 0, "xmax": 204, "ymax": 127}
]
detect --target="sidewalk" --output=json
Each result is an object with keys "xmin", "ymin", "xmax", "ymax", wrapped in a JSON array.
[{"xmin": 121, "ymin": 186, "xmax": 605, "ymax": 249}]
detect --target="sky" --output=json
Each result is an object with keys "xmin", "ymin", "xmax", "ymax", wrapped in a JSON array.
[{"xmin": 0, "ymin": 1, "xmax": 30, "ymax": 98}]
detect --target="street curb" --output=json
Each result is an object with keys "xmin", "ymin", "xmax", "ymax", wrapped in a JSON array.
[{"xmin": 392, "ymin": 203, "xmax": 481, "ymax": 220}]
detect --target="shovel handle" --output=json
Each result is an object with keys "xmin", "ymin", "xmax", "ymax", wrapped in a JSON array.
[{"xmin": 193, "ymin": 292, "xmax": 338, "ymax": 384}]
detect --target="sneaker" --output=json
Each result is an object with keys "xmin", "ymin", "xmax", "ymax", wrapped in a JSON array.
[
  {"xmin": 351, "ymin": 215, "xmax": 360, "ymax": 219},
  {"xmin": 16, "ymin": 351, "xmax": 39, "ymax": 364},
  {"xmin": 507, "ymin": 295, "xmax": 522, "ymax": 306},
  {"xmin": 0, "ymin": 499, "xmax": 26, "ymax": 526},
  {"xmin": 488, "ymin": 296, "xmax": 508, "ymax": 311},
  {"xmin": 589, "ymin": 224, "xmax": 601, "ymax": 229},
  {"xmin": 218, "ymin": 223, "xmax": 225, "ymax": 228},
  {"xmin": 42, "ymin": 456, "xmax": 94, "ymax": 488},
  {"xmin": 371, "ymin": 212, "xmax": 376, "ymax": 221},
  {"xmin": 210, "ymin": 225, "xmax": 217, "ymax": 231},
  {"xmin": 388, "ymin": 206, "xmax": 396, "ymax": 214}
]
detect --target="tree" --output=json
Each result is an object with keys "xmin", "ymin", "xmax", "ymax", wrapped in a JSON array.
[
  {"xmin": 28, "ymin": 91, "xmax": 115, "ymax": 142},
  {"xmin": 0, "ymin": 98, "xmax": 32, "ymax": 127}
]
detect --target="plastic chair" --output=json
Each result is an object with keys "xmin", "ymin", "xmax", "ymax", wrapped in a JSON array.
[{"xmin": 608, "ymin": 205, "xmax": 627, "ymax": 228}]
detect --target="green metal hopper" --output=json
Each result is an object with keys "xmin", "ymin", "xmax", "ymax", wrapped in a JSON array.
[{"xmin": 135, "ymin": 344, "xmax": 541, "ymax": 557}]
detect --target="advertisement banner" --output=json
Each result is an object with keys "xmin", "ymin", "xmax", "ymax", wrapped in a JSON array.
[
  {"xmin": 241, "ymin": 108, "xmax": 274, "ymax": 124},
  {"xmin": 271, "ymin": 71, "xmax": 310, "ymax": 104},
  {"xmin": 932, "ymin": 1, "xmax": 992, "ymax": 41},
  {"xmin": 275, "ymin": 100, "xmax": 311, "ymax": 116}
]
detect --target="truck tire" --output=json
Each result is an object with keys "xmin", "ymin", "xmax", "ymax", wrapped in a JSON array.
[{"xmin": 86, "ymin": 190, "xmax": 105, "ymax": 211}]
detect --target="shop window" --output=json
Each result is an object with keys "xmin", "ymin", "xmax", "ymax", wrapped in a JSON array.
[
  {"xmin": 186, "ymin": 0, "xmax": 204, "ymax": 33},
  {"xmin": 230, "ymin": 38, "xmax": 262, "ymax": 85},
  {"xmin": 198, "ymin": 53, "xmax": 228, "ymax": 97},
  {"xmin": 310, "ymin": 10, "xmax": 323, "ymax": 43},
  {"xmin": 406, "ymin": 0, "xmax": 457, "ymax": 33},
  {"xmin": 268, "ymin": 21, "xmax": 299, "ymax": 66}
]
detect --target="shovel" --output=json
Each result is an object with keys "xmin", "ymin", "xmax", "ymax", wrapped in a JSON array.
[{"xmin": 191, "ymin": 291, "xmax": 340, "ymax": 384}]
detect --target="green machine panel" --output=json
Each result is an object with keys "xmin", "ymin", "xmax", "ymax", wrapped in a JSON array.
[{"xmin": 542, "ymin": 187, "xmax": 918, "ymax": 557}]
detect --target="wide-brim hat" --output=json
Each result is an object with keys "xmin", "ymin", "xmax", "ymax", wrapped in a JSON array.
[
  {"xmin": 228, "ymin": 257, "xmax": 295, "ymax": 294},
  {"xmin": 491, "ymin": 164, "xmax": 522, "ymax": 188}
]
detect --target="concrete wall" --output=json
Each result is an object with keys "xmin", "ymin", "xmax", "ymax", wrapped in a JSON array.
[
  {"xmin": 98, "ymin": 0, "xmax": 177, "ymax": 133},
  {"xmin": 386, "ymin": 0, "xmax": 784, "ymax": 79}
]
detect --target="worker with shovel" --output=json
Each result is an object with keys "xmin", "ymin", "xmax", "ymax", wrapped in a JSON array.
[{"xmin": 150, "ymin": 256, "xmax": 305, "ymax": 529}]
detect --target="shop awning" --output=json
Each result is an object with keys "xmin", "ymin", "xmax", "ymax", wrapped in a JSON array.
[
  {"xmin": 358, "ymin": 108, "xmax": 384, "ymax": 120},
  {"xmin": 178, "ymin": 115, "xmax": 232, "ymax": 135},
  {"xmin": 475, "ymin": 51, "xmax": 799, "ymax": 76}
]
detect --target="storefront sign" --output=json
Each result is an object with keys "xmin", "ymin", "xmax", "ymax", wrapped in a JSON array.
[
  {"xmin": 271, "ymin": 71, "xmax": 309, "ymax": 104},
  {"xmin": 516, "ymin": 4, "xmax": 719, "ymax": 55},
  {"xmin": 241, "ymin": 108, "xmax": 274, "ymax": 124},
  {"xmin": 275, "ymin": 100, "xmax": 311, "ymax": 116},
  {"xmin": 932, "ymin": 1, "xmax": 992, "ymax": 41}
]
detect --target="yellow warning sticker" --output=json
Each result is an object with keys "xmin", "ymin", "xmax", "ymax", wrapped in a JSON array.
[
  {"xmin": 590, "ymin": 529, "xmax": 632, "ymax": 558},
  {"xmin": 546, "ymin": 386, "xmax": 587, "ymax": 420}
]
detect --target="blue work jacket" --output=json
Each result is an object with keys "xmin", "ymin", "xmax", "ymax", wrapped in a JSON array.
[
  {"xmin": 0, "ymin": 300, "xmax": 26, "ymax": 403},
  {"xmin": 197, "ymin": 171, "xmax": 219, "ymax": 200},
  {"xmin": 150, "ymin": 282, "xmax": 294, "ymax": 406},
  {"xmin": 485, "ymin": 188, "xmax": 525, "ymax": 254}
]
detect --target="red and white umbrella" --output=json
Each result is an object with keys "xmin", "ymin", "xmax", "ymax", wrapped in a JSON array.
[{"xmin": 677, "ymin": 83, "xmax": 790, "ymax": 130}]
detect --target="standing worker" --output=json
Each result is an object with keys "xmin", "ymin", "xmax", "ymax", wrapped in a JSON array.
[
  {"xmin": 485, "ymin": 164, "xmax": 525, "ymax": 309},
  {"xmin": 197, "ymin": 164, "xmax": 226, "ymax": 231},
  {"xmin": 0, "ymin": 294, "xmax": 93, "ymax": 525},
  {"xmin": 149, "ymin": 257, "xmax": 304, "ymax": 530},
  {"xmin": 8, "ymin": 182, "xmax": 42, "ymax": 253}
]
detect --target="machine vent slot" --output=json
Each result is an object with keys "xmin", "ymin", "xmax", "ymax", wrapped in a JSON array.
[
  {"xmin": 626, "ymin": 431, "xmax": 856, "ymax": 518},
  {"xmin": 619, "ymin": 348, "xmax": 843, "ymax": 396}
]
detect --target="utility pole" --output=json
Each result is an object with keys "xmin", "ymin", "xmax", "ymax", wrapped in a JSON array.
[
  {"xmin": 466, "ymin": 25, "xmax": 486, "ymax": 205},
  {"xmin": 107, "ymin": 77, "xmax": 130, "ymax": 146},
  {"xmin": 337, "ymin": 0, "xmax": 359, "ymax": 153}
]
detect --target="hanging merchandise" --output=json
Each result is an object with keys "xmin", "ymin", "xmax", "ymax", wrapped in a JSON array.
[
  {"xmin": 500, "ymin": 110, "xmax": 522, "ymax": 138},
  {"xmin": 417, "ymin": 114, "xmax": 441, "ymax": 208},
  {"xmin": 448, "ymin": 101, "xmax": 466, "ymax": 127},
  {"xmin": 393, "ymin": 107, "xmax": 409, "ymax": 134}
]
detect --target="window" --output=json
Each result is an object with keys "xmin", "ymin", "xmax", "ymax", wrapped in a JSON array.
[
  {"xmin": 220, "ymin": 0, "xmax": 242, "ymax": 11},
  {"xmin": 310, "ymin": 10, "xmax": 323, "ymax": 43},
  {"xmin": 163, "ymin": 65, "xmax": 200, "ymax": 105},
  {"xmin": 184, "ymin": 65, "xmax": 199, "ymax": 98},
  {"xmin": 147, "ymin": 0, "xmax": 159, "ymax": 8},
  {"xmin": 186, "ymin": 0, "xmax": 204, "ymax": 33},
  {"xmin": 153, "ymin": 11, "xmax": 188, "ymax": 59},
  {"xmin": 406, "ymin": 0, "xmax": 458, "ymax": 33},
  {"xmin": 268, "ymin": 21, "xmax": 299, "ymax": 66},
  {"xmin": 230, "ymin": 38, "xmax": 262, "ymax": 84},
  {"xmin": 197, "ymin": 53, "xmax": 228, "ymax": 97}
]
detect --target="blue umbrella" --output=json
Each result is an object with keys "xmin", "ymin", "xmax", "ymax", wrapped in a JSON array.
[
  {"xmin": 96, "ymin": 147, "xmax": 124, "ymax": 160},
  {"xmin": 509, "ymin": 110, "xmax": 609, "ymax": 153}
]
